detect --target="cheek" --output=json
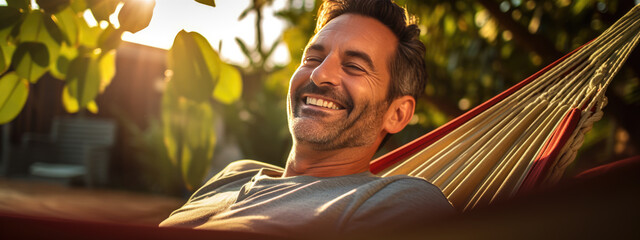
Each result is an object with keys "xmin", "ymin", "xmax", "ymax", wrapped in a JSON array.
[
  {"xmin": 344, "ymin": 78, "xmax": 380, "ymax": 105},
  {"xmin": 288, "ymin": 67, "xmax": 311, "ymax": 94}
]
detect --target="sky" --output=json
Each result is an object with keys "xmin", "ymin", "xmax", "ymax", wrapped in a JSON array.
[
  {"xmin": 121, "ymin": 0, "xmax": 292, "ymax": 66},
  {"xmin": 1, "ymin": 0, "xmax": 293, "ymax": 66}
]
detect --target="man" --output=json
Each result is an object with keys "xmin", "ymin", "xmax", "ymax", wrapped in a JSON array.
[{"xmin": 160, "ymin": 0, "xmax": 454, "ymax": 237}]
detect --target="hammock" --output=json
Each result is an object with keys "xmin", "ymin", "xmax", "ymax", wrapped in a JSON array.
[{"xmin": 370, "ymin": 4, "xmax": 640, "ymax": 211}]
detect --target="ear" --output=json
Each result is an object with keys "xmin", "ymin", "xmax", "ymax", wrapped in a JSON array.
[{"xmin": 382, "ymin": 96, "xmax": 415, "ymax": 134}]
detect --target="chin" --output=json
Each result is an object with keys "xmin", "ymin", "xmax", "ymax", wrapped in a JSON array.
[{"xmin": 291, "ymin": 119, "xmax": 335, "ymax": 144}]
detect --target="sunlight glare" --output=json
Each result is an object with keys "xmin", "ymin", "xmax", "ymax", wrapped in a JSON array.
[
  {"xmin": 109, "ymin": 3, "xmax": 124, "ymax": 29},
  {"xmin": 83, "ymin": 10, "xmax": 98, "ymax": 28},
  {"xmin": 99, "ymin": 21, "xmax": 109, "ymax": 29},
  {"xmin": 121, "ymin": 0, "xmax": 290, "ymax": 66},
  {"xmin": 0, "ymin": 0, "xmax": 293, "ymax": 67}
]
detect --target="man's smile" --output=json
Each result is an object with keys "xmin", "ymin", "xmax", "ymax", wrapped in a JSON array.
[{"xmin": 303, "ymin": 96, "xmax": 345, "ymax": 110}]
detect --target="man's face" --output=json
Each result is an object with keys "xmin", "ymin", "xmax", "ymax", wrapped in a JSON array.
[{"xmin": 287, "ymin": 14, "xmax": 398, "ymax": 150}]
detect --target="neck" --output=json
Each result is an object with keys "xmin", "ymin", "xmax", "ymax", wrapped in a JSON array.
[{"xmin": 282, "ymin": 143, "xmax": 375, "ymax": 177}]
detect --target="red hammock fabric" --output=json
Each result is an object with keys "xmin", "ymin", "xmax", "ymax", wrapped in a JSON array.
[{"xmin": 518, "ymin": 108, "xmax": 582, "ymax": 194}]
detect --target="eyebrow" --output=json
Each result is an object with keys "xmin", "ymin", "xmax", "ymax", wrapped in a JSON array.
[
  {"xmin": 345, "ymin": 50, "xmax": 375, "ymax": 72},
  {"xmin": 306, "ymin": 44, "xmax": 325, "ymax": 53}
]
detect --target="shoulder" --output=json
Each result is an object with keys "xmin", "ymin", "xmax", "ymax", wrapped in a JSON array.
[
  {"xmin": 343, "ymin": 175, "xmax": 455, "ymax": 234},
  {"xmin": 350, "ymin": 175, "xmax": 455, "ymax": 219},
  {"xmin": 374, "ymin": 175, "xmax": 453, "ymax": 208}
]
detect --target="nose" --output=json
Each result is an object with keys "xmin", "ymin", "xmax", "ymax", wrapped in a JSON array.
[{"xmin": 310, "ymin": 54, "xmax": 341, "ymax": 87}]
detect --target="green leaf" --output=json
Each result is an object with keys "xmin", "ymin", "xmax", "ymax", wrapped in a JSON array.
[
  {"xmin": 98, "ymin": 49, "xmax": 116, "ymax": 92},
  {"xmin": 70, "ymin": 0, "xmax": 87, "ymax": 13},
  {"xmin": 6, "ymin": 0, "xmax": 30, "ymax": 10},
  {"xmin": 86, "ymin": 100, "xmax": 98, "ymax": 113},
  {"xmin": 50, "ymin": 42, "xmax": 77, "ymax": 79},
  {"xmin": 212, "ymin": 63, "xmax": 242, "ymax": 104},
  {"xmin": 191, "ymin": 31, "xmax": 221, "ymax": 84},
  {"xmin": 61, "ymin": 85, "xmax": 79, "ymax": 113},
  {"xmin": 97, "ymin": 25, "xmax": 123, "ymax": 51},
  {"xmin": 181, "ymin": 101, "xmax": 215, "ymax": 191},
  {"xmin": 118, "ymin": 0, "xmax": 155, "ymax": 33},
  {"xmin": 66, "ymin": 52, "xmax": 100, "ymax": 108},
  {"xmin": 235, "ymin": 37, "xmax": 254, "ymax": 65},
  {"xmin": 51, "ymin": 54, "xmax": 69, "ymax": 79},
  {"xmin": 11, "ymin": 42, "xmax": 49, "ymax": 83},
  {"xmin": 42, "ymin": 11, "xmax": 65, "ymax": 44},
  {"xmin": 194, "ymin": 0, "xmax": 216, "ymax": 7},
  {"xmin": 0, "ymin": 72, "xmax": 29, "ymax": 124},
  {"xmin": 238, "ymin": 6, "xmax": 251, "ymax": 21},
  {"xmin": 53, "ymin": 6, "xmax": 80, "ymax": 45},
  {"xmin": 87, "ymin": 0, "xmax": 120, "ymax": 22},
  {"xmin": 36, "ymin": 0, "xmax": 71, "ymax": 14},
  {"xmin": 19, "ymin": 11, "xmax": 62, "ymax": 71},
  {"xmin": 19, "ymin": 11, "xmax": 47, "ymax": 42},
  {"xmin": 162, "ymin": 84, "xmax": 216, "ymax": 191},
  {"xmin": 77, "ymin": 14, "xmax": 103, "ymax": 48},
  {"xmin": 0, "ymin": 27, "xmax": 17, "ymax": 74},
  {"xmin": 167, "ymin": 30, "xmax": 218, "ymax": 102},
  {"xmin": 161, "ymin": 82, "xmax": 180, "ymax": 166},
  {"xmin": 0, "ymin": 48, "xmax": 4, "ymax": 76},
  {"xmin": 0, "ymin": 7, "xmax": 22, "ymax": 30}
]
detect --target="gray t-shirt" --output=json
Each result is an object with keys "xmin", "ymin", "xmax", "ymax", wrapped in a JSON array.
[{"xmin": 160, "ymin": 160, "xmax": 454, "ymax": 237}]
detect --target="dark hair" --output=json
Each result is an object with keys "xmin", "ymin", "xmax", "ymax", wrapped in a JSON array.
[{"xmin": 315, "ymin": 0, "xmax": 427, "ymax": 102}]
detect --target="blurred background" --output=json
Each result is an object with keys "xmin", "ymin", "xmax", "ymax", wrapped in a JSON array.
[{"xmin": 0, "ymin": 0, "xmax": 638, "ymax": 224}]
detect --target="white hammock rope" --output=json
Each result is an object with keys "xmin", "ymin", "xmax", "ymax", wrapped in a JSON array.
[{"xmin": 378, "ymin": 4, "xmax": 640, "ymax": 211}]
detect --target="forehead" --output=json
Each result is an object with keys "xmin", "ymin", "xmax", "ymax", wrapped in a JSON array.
[{"xmin": 308, "ymin": 14, "xmax": 398, "ymax": 67}]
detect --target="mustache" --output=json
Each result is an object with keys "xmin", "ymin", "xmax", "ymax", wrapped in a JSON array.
[{"xmin": 294, "ymin": 81, "xmax": 354, "ymax": 109}]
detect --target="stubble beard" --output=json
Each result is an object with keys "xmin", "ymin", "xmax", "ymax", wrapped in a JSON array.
[{"xmin": 290, "ymin": 92, "xmax": 388, "ymax": 151}]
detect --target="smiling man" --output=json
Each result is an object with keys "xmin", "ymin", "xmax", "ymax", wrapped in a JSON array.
[{"xmin": 160, "ymin": 0, "xmax": 454, "ymax": 237}]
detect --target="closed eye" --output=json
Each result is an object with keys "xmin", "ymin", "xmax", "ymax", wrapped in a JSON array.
[
  {"xmin": 303, "ymin": 57, "xmax": 322, "ymax": 65},
  {"xmin": 343, "ymin": 63, "xmax": 366, "ymax": 74}
]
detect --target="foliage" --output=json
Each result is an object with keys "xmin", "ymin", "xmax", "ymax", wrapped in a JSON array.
[
  {"xmin": 109, "ymin": 26, "xmax": 244, "ymax": 193},
  {"xmin": 0, "ymin": 72, "xmax": 28, "ymax": 123},
  {"xmin": 0, "ymin": 0, "xmax": 155, "ymax": 123},
  {"xmin": 112, "ymin": 107, "xmax": 183, "ymax": 196},
  {"xmin": 0, "ymin": 0, "xmax": 243, "ymax": 192},
  {"xmin": 163, "ymin": 29, "xmax": 243, "ymax": 190},
  {"xmin": 210, "ymin": 0, "xmax": 318, "ymax": 167},
  {"xmin": 405, "ymin": 0, "xmax": 637, "ymax": 120}
]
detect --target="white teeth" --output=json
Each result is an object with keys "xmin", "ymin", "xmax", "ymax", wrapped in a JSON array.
[{"xmin": 306, "ymin": 97, "xmax": 340, "ymax": 110}]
